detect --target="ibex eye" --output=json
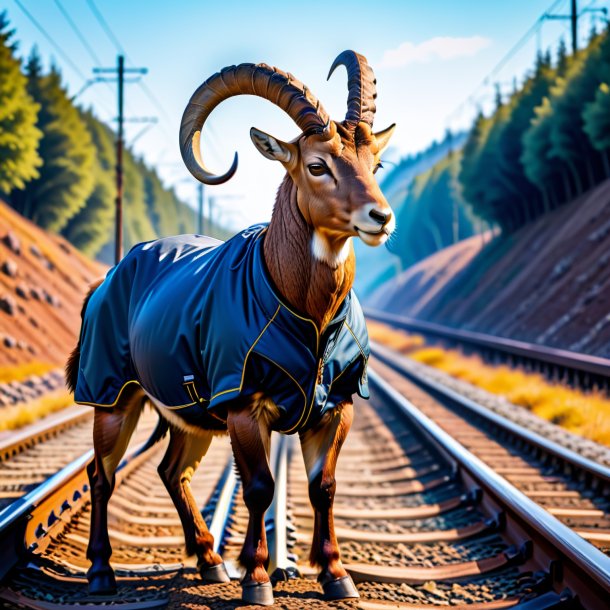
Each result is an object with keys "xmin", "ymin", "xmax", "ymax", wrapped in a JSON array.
[{"xmin": 308, "ymin": 164, "xmax": 328, "ymax": 177}]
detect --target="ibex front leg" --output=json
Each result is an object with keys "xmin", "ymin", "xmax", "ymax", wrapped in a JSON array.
[
  {"xmin": 299, "ymin": 401, "xmax": 359, "ymax": 601},
  {"xmin": 227, "ymin": 400, "xmax": 275, "ymax": 606}
]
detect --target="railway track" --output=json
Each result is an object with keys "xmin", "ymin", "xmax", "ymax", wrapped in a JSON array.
[
  {"xmin": 365, "ymin": 308, "xmax": 610, "ymax": 391},
  {"xmin": 370, "ymin": 340, "xmax": 610, "ymax": 547},
  {"xmin": 0, "ymin": 405, "xmax": 94, "ymax": 517},
  {"xmin": 0, "ymin": 359, "xmax": 608, "ymax": 607}
]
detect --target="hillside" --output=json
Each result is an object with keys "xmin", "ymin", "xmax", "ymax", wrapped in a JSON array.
[
  {"xmin": 0, "ymin": 200, "xmax": 104, "ymax": 368},
  {"xmin": 368, "ymin": 179, "xmax": 610, "ymax": 357}
]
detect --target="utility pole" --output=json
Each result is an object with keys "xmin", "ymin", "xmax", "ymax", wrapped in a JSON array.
[
  {"xmin": 116, "ymin": 55, "xmax": 124, "ymax": 265},
  {"xmin": 544, "ymin": 1, "xmax": 578, "ymax": 55},
  {"xmin": 571, "ymin": 0, "xmax": 578, "ymax": 54},
  {"xmin": 198, "ymin": 183, "xmax": 205, "ymax": 234},
  {"xmin": 94, "ymin": 55, "xmax": 147, "ymax": 263},
  {"xmin": 206, "ymin": 194, "xmax": 244, "ymax": 237},
  {"xmin": 207, "ymin": 195, "xmax": 213, "ymax": 236}
]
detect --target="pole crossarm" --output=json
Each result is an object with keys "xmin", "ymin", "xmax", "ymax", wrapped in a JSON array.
[
  {"xmin": 93, "ymin": 67, "xmax": 148, "ymax": 74},
  {"xmin": 543, "ymin": 0, "xmax": 578, "ymax": 52}
]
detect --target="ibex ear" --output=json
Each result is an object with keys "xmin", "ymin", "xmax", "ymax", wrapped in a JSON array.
[
  {"xmin": 250, "ymin": 127, "xmax": 293, "ymax": 163},
  {"xmin": 374, "ymin": 123, "xmax": 396, "ymax": 155}
]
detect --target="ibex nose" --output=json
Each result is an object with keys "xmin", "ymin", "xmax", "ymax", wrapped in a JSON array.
[{"xmin": 369, "ymin": 208, "xmax": 390, "ymax": 225}]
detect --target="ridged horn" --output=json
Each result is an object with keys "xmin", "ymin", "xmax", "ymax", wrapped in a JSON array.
[
  {"xmin": 180, "ymin": 63, "xmax": 329, "ymax": 185},
  {"xmin": 327, "ymin": 50, "xmax": 377, "ymax": 128}
]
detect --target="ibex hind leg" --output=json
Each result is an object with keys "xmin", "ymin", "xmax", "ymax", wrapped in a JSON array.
[
  {"xmin": 157, "ymin": 424, "xmax": 230, "ymax": 583},
  {"xmin": 87, "ymin": 386, "xmax": 145, "ymax": 595}
]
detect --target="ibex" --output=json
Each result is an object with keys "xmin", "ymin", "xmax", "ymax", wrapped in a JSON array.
[{"xmin": 66, "ymin": 50, "xmax": 395, "ymax": 606}]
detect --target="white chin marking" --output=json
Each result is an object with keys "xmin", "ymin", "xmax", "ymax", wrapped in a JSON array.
[
  {"xmin": 357, "ymin": 229, "xmax": 388, "ymax": 247},
  {"xmin": 311, "ymin": 231, "xmax": 351, "ymax": 268}
]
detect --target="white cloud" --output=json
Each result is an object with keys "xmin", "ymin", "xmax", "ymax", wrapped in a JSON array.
[{"xmin": 379, "ymin": 36, "xmax": 492, "ymax": 69}]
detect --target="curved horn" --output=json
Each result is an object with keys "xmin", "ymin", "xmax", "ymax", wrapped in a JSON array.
[
  {"xmin": 180, "ymin": 63, "xmax": 329, "ymax": 185},
  {"xmin": 327, "ymin": 50, "xmax": 377, "ymax": 128}
]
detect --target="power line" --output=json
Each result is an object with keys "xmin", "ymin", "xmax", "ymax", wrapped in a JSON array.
[
  {"xmin": 12, "ymin": 0, "xmax": 115, "ymax": 119},
  {"xmin": 53, "ymin": 0, "xmax": 101, "ymax": 65},
  {"xmin": 84, "ymin": 1, "xmax": 174, "ymax": 144},
  {"xmin": 13, "ymin": 0, "xmax": 88, "ymax": 82},
  {"xmin": 53, "ymin": 0, "xmax": 122, "ymax": 113},
  {"xmin": 86, "ymin": 0, "xmax": 222, "ymax": 181},
  {"xmin": 445, "ymin": 0, "xmax": 567, "ymax": 127},
  {"xmin": 86, "ymin": 0, "xmax": 124, "ymax": 55}
]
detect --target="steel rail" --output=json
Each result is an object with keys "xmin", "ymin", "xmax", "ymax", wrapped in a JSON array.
[
  {"xmin": 0, "ymin": 416, "xmax": 167, "ymax": 581},
  {"xmin": 368, "ymin": 367, "xmax": 610, "ymax": 606},
  {"xmin": 267, "ymin": 434, "xmax": 298, "ymax": 580},
  {"xmin": 209, "ymin": 458, "xmax": 238, "ymax": 556},
  {"xmin": 206, "ymin": 434, "xmax": 298, "ymax": 582},
  {"xmin": 365, "ymin": 308, "xmax": 610, "ymax": 379},
  {"xmin": 371, "ymin": 340, "xmax": 610, "ymax": 488},
  {"xmin": 0, "ymin": 405, "xmax": 92, "ymax": 461}
]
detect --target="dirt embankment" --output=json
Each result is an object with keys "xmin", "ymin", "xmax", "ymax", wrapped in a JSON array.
[
  {"xmin": 0, "ymin": 201, "xmax": 105, "ymax": 368},
  {"xmin": 368, "ymin": 179, "xmax": 610, "ymax": 358}
]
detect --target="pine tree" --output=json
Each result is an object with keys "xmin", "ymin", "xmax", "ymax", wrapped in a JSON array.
[
  {"xmin": 389, "ymin": 153, "xmax": 475, "ymax": 267},
  {"xmin": 0, "ymin": 12, "xmax": 42, "ymax": 195},
  {"xmin": 492, "ymin": 52, "xmax": 557, "ymax": 219},
  {"xmin": 140, "ymin": 159, "xmax": 182, "ymax": 236},
  {"xmin": 521, "ymin": 96, "xmax": 572, "ymax": 206},
  {"xmin": 557, "ymin": 38, "xmax": 569, "ymax": 75},
  {"xmin": 548, "ymin": 32, "xmax": 607, "ymax": 194},
  {"xmin": 457, "ymin": 112, "xmax": 494, "ymax": 225},
  {"xmin": 122, "ymin": 149, "xmax": 156, "ymax": 249},
  {"xmin": 10, "ymin": 51, "xmax": 95, "ymax": 232},
  {"xmin": 62, "ymin": 111, "xmax": 115, "ymax": 256},
  {"xmin": 583, "ymin": 29, "xmax": 610, "ymax": 175},
  {"xmin": 584, "ymin": 83, "xmax": 610, "ymax": 152}
]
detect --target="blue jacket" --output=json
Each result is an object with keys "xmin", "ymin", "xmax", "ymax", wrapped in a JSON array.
[{"xmin": 74, "ymin": 224, "xmax": 370, "ymax": 434}]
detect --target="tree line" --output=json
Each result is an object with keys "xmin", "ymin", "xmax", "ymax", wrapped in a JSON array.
[
  {"xmin": 386, "ymin": 25, "xmax": 610, "ymax": 269},
  {"xmin": 460, "ymin": 28, "xmax": 610, "ymax": 232},
  {"xmin": 0, "ymin": 13, "xmax": 214, "ymax": 262},
  {"xmin": 386, "ymin": 146, "xmax": 477, "ymax": 268}
]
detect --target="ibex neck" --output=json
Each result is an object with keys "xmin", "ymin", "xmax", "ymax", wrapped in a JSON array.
[{"xmin": 263, "ymin": 175, "xmax": 355, "ymax": 332}]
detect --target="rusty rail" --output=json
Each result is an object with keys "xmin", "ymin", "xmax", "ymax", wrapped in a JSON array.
[
  {"xmin": 368, "ymin": 367, "xmax": 610, "ymax": 608},
  {"xmin": 365, "ymin": 308, "xmax": 610, "ymax": 388},
  {"xmin": 0, "ymin": 415, "xmax": 167, "ymax": 582},
  {"xmin": 371, "ymin": 340, "xmax": 610, "ymax": 490}
]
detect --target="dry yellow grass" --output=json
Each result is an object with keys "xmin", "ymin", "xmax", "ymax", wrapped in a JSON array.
[
  {"xmin": 370, "ymin": 321, "xmax": 610, "ymax": 447},
  {"xmin": 367, "ymin": 320, "xmax": 425, "ymax": 352},
  {"xmin": 0, "ymin": 362, "xmax": 56, "ymax": 384},
  {"xmin": 0, "ymin": 389, "xmax": 73, "ymax": 431}
]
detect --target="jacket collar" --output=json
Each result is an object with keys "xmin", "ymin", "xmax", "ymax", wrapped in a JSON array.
[{"xmin": 249, "ymin": 226, "xmax": 351, "ymax": 356}]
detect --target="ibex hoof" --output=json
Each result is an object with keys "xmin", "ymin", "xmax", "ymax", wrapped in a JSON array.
[
  {"xmin": 241, "ymin": 580, "xmax": 274, "ymax": 606},
  {"xmin": 320, "ymin": 574, "xmax": 359, "ymax": 601},
  {"xmin": 87, "ymin": 568, "xmax": 117, "ymax": 595},
  {"xmin": 200, "ymin": 562, "xmax": 231, "ymax": 583}
]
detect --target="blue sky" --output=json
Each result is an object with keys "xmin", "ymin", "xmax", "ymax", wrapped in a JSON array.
[{"xmin": 5, "ymin": 0, "xmax": 605, "ymax": 228}]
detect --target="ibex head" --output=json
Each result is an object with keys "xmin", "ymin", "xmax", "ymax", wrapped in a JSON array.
[{"xmin": 180, "ymin": 51, "xmax": 395, "ymax": 263}]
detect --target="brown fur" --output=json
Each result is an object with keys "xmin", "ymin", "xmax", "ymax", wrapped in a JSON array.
[
  {"xmin": 264, "ymin": 175, "xmax": 355, "ymax": 331},
  {"xmin": 300, "ymin": 401, "xmax": 353, "ymax": 575},
  {"xmin": 227, "ymin": 399, "xmax": 275, "ymax": 582}
]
